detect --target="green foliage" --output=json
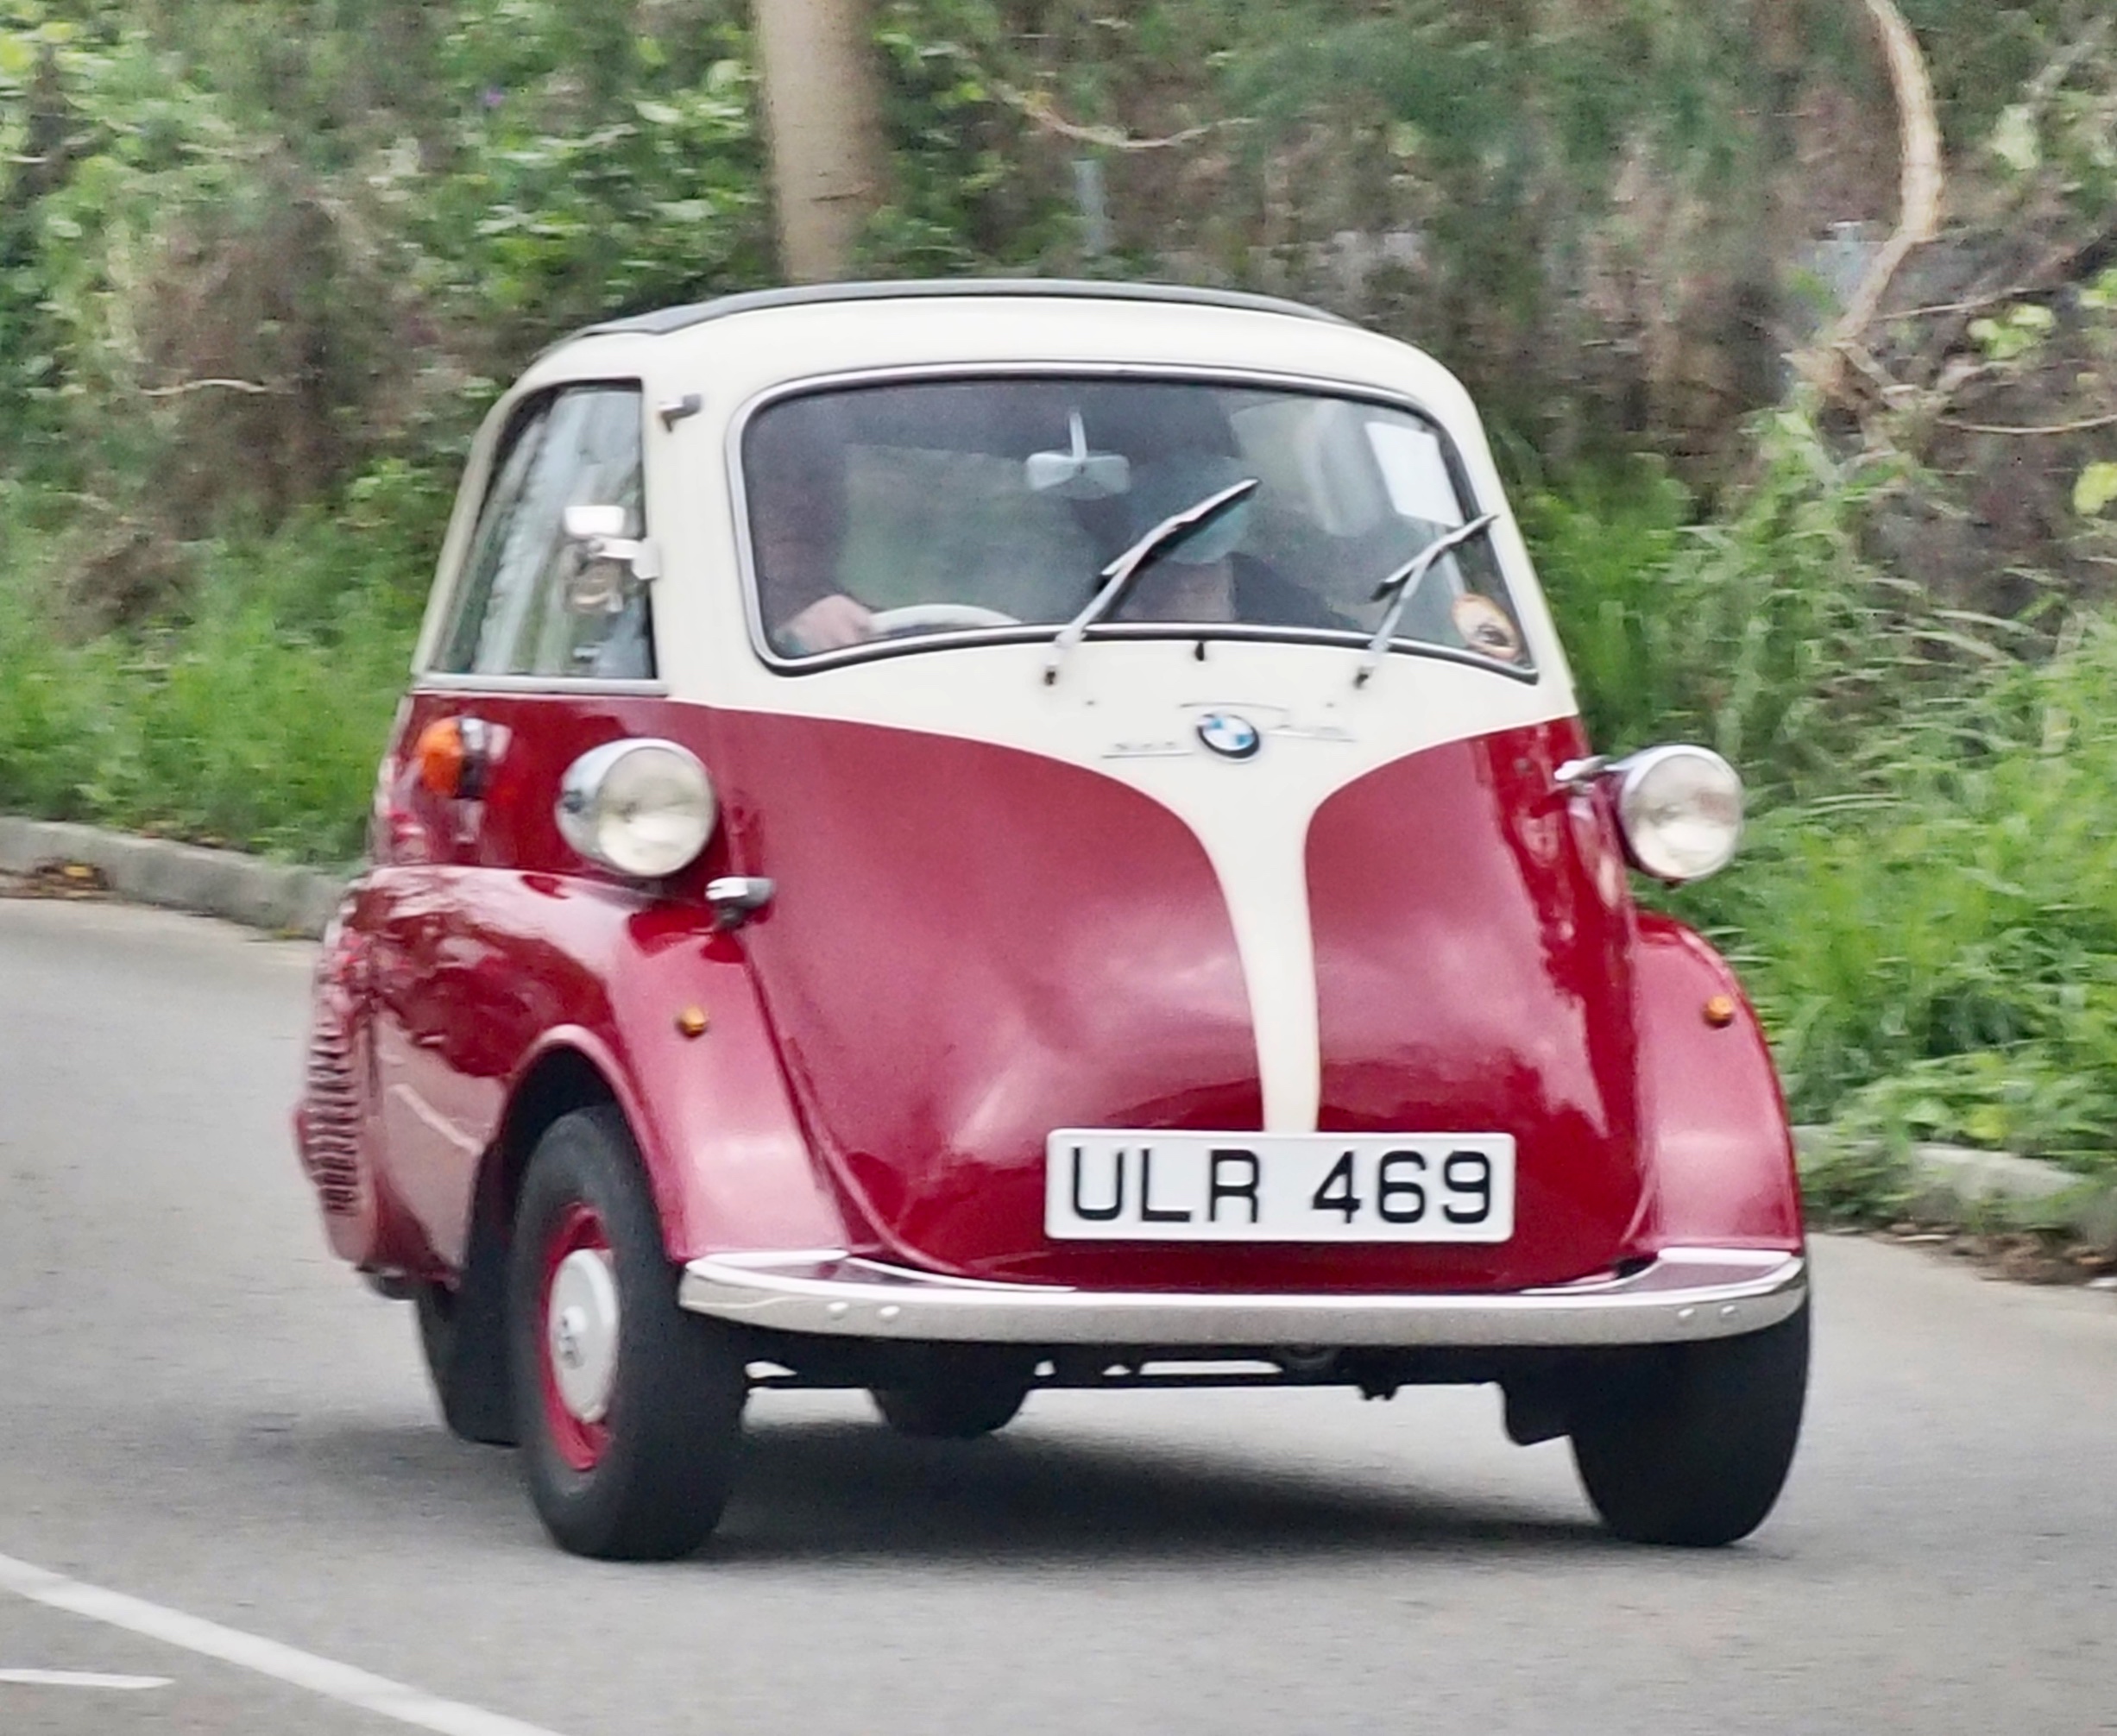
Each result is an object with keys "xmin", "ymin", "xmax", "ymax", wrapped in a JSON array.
[
  {"xmin": 0, "ymin": 0, "xmax": 772, "ymax": 519},
  {"xmin": 1515, "ymin": 466, "xmax": 1694, "ymax": 757},
  {"xmin": 1523, "ymin": 406, "xmax": 2117, "ymax": 1177},
  {"xmin": 1797, "ymin": 1132, "xmax": 1919, "ymax": 1228},
  {"xmin": 417, "ymin": 3, "xmax": 769, "ymax": 343},
  {"xmin": 0, "ymin": 481, "xmax": 417, "ymax": 859},
  {"xmin": 1718, "ymin": 621, "xmax": 2117, "ymax": 1173},
  {"xmin": 1970, "ymin": 302, "xmax": 2059, "ymax": 364},
  {"xmin": 1532, "ymin": 404, "xmax": 1993, "ymax": 800},
  {"xmin": 2075, "ymin": 462, "xmax": 2117, "ymax": 518}
]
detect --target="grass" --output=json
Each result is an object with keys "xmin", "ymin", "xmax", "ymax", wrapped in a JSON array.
[
  {"xmin": 0, "ymin": 484, "xmax": 425, "ymax": 864},
  {"xmin": 1525, "ymin": 412, "xmax": 2117, "ymax": 1181},
  {"xmin": 1702, "ymin": 627, "xmax": 2117, "ymax": 1173}
]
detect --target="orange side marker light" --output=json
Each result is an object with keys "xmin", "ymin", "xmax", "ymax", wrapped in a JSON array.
[{"xmin": 412, "ymin": 718, "xmax": 469, "ymax": 797}]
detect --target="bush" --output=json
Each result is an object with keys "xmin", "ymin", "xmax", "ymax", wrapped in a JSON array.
[
  {"xmin": 0, "ymin": 481, "xmax": 419, "ymax": 861},
  {"xmin": 1717, "ymin": 622, "xmax": 2117, "ymax": 1172}
]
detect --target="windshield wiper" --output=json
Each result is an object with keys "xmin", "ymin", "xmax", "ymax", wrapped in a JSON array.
[
  {"xmin": 1043, "ymin": 478, "xmax": 1260, "ymax": 685},
  {"xmin": 1352, "ymin": 513, "xmax": 1500, "ymax": 689}
]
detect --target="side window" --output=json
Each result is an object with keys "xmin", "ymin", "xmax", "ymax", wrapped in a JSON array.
[{"xmin": 436, "ymin": 385, "xmax": 652, "ymax": 679}]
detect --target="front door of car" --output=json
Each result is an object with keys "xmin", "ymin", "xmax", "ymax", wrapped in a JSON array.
[{"xmin": 369, "ymin": 381, "xmax": 653, "ymax": 1269}]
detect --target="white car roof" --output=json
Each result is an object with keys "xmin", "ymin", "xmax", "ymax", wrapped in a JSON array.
[
  {"xmin": 573, "ymin": 278, "xmax": 1355, "ymax": 340},
  {"xmin": 512, "ymin": 280, "xmax": 1488, "ymax": 437}
]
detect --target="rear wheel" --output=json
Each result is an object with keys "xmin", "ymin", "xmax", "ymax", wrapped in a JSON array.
[
  {"xmin": 871, "ymin": 1349, "xmax": 1035, "ymax": 1439},
  {"xmin": 1571, "ymin": 1302, "xmax": 1809, "ymax": 1546},
  {"xmin": 507, "ymin": 1105, "xmax": 747, "ymax": 1559},
  {"xmin": 413, "ymin": 1278, "xmax": 515, "ymax": 1446},
  {"xmin": 412, "ymin": 1195, "xmax": 516, "ymax": 1448}
]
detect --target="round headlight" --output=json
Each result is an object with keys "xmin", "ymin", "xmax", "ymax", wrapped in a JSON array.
[
  {"xmin": 556, "ymin": 739, "xmax": 716, "ymax": 879},
  {"xmin": 1613, "ymin": 745, "xmax": 1744, "ymax": 884}
]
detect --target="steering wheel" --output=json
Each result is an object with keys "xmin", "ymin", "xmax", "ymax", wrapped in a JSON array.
[{"xmin": 866, "ymin": 603, "xmax": 1024, "ymax": 639}]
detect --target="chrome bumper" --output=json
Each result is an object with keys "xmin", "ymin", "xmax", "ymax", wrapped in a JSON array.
[{"xmin": 678, "ymin": 1247, "xmax": 1806, "ymax": 1349}]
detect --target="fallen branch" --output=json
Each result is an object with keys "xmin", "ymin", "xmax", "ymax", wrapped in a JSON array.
[
  {"xmin": 1892, "ymin": 286, "xmax": 2047, "ymax": 322},
  {"xmin": 1791, "ymin": 0, "xmax": 1944, "ymax": 402},
  {"xmin": 1938, "ymin": 409, "xmax": 2117, "ymax": 437},
  {"xmin": 996, "ymin": 83, "xmax": 1246, "ymax": 152},
  {"xmin": 138, "ymin": 377, "xmax": 286, "ymax": 398}
]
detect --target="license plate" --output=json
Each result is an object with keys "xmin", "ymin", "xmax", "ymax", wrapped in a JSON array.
[{"xmin": 1044, "ymin": 1130, "xmax": 1515, "ymax": 1243}]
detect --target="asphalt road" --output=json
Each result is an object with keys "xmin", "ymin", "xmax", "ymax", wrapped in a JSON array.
[{"xmin": 3, "ymin": 896, "xmax": 2115, "ymax": 1736}]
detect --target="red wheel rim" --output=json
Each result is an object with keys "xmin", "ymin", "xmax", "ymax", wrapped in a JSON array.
[{"xmin": 538, "ymin": 1201, "xmax": 614, "ymax": 1472}]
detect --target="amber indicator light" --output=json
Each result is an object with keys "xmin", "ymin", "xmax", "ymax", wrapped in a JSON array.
[
  {"xmin": 1703, "ymin": 995, "xmax": 1738, "ymax": 1028},
  {"xmin": 676, "ymin": 1005, "xmax": 710, "ymax": 1039},
  {"xmin": 413, "ymin": 719, "xmax": 469, "ymax": 797}
]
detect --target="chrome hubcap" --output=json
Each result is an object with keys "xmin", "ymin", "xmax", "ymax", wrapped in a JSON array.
[{"xmin": 545, "ymin": 1249, "xmax": 620, "ymax": 1424}]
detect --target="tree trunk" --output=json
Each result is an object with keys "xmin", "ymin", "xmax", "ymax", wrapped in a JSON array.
[{"xmin": 753, "ymin": 0, "xmax": 890, "ymax": 283}]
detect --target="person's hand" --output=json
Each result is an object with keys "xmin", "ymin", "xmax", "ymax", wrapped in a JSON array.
[{"xmin": 781, "ymin": 594, "xmax": 875, "ymax": 652}]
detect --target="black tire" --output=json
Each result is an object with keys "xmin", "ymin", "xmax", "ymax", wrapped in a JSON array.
[
  {"xmin": 507, "ymin": 1105, "xmax": 747, "ymax": 1560},
  {"xmin": 1571, "ymin": 1301, "xmax": 1810, "ymax": 1547},
  {"xmin": 413, "ymin": 1193, "xmax": 517, "ymax": 1448},
  {"xmin": 871, "ymin": 1349, "xmax": 1034, "ymax": 1439},
  {"xmin": 413, "ymin": 1278, "xmax": 516, "ymax": 1447}
]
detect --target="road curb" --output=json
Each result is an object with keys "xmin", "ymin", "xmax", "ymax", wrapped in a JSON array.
[
  {"xmin": 0, "ymin": 816, "xmax": 348, "ymax": 939},
  {"xmin": 1794, "ymin": 1125, "xmax": 2117, "ymax": 1249}
]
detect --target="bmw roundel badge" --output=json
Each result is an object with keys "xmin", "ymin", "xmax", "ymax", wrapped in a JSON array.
[{"xmin": 1196, "ymin": 712, "xmax": 1263, "ymax": 761}]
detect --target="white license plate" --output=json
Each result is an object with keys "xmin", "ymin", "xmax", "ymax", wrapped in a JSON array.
[{"xmin": 1045, "ymin": 1130, "xmax": 1515, "ymax": 1243}]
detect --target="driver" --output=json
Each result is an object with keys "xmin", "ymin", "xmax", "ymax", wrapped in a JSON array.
[{"xmin": 745, "ymin": 408, "xmax": 876, "ymax": 654}]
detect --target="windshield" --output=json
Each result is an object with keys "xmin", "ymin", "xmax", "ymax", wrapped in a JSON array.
[{"xmin": 740, "ymin": 376, "xmax": 1531, "ymax": 672}]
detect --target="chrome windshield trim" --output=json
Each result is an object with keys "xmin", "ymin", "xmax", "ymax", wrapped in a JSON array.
[
  {"xmin": 733, "ymin": 622, "xmax": 1543, "ymax": 685},
  {"xmin": 679, "ymin": 1247, "xmax": 1806, "ymax": 1349}
]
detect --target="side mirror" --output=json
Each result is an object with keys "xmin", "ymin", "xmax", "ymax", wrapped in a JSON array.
[
  {"xmin": 561, "ymin": 503, "xmax": 660, "ymax": 584},
  {"xmin": 562, "ymin": 504, "xmax": 629, "ymax": 543}
]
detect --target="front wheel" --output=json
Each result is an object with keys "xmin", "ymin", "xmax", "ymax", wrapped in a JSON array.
[
  {"xmin": 1571, "ymin": 1302, "xmax": 1809, "ymax": 1546},
  {"xmin": 507, "ymin": 1105, "xmax": 747, "ymax": 1559}
]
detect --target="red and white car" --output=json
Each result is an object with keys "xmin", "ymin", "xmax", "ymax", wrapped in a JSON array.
[{"xmin": 297, "ymin": 280, "xmax": 1808, "ymax": 1559}]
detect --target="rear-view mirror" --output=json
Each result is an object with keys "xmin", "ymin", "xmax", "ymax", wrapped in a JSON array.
[{"xmin": 1026, "ymin": 409, "xmax": 1131, "ymax": 500}]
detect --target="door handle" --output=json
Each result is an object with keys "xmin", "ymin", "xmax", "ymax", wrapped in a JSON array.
[{"xmin": 707, "ymin": 877, "xmax": 775, "ymax": 930}]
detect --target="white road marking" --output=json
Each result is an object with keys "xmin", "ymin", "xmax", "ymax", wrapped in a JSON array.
[
  {"xmin": 0, "ymin": 1553, "xmax": 567, "ymax": 1736},
  {"xmin": 0, "ymin": 1669, "xmax": 172, "ymax": 1689}
]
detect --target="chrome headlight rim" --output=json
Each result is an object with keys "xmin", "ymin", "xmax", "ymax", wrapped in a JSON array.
[
  {"xmin": 1612, "ymin": 744, "xmax": 1745, "ymax": 884},
  {"xmin": 556, "ymin": 739, "xmax": 717, "ymax": 881}
]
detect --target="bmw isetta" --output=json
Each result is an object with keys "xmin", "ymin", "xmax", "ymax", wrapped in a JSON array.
[{"xmin": 296, "ymin": 280, "xmax": 1808, "ymax": 1560}]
